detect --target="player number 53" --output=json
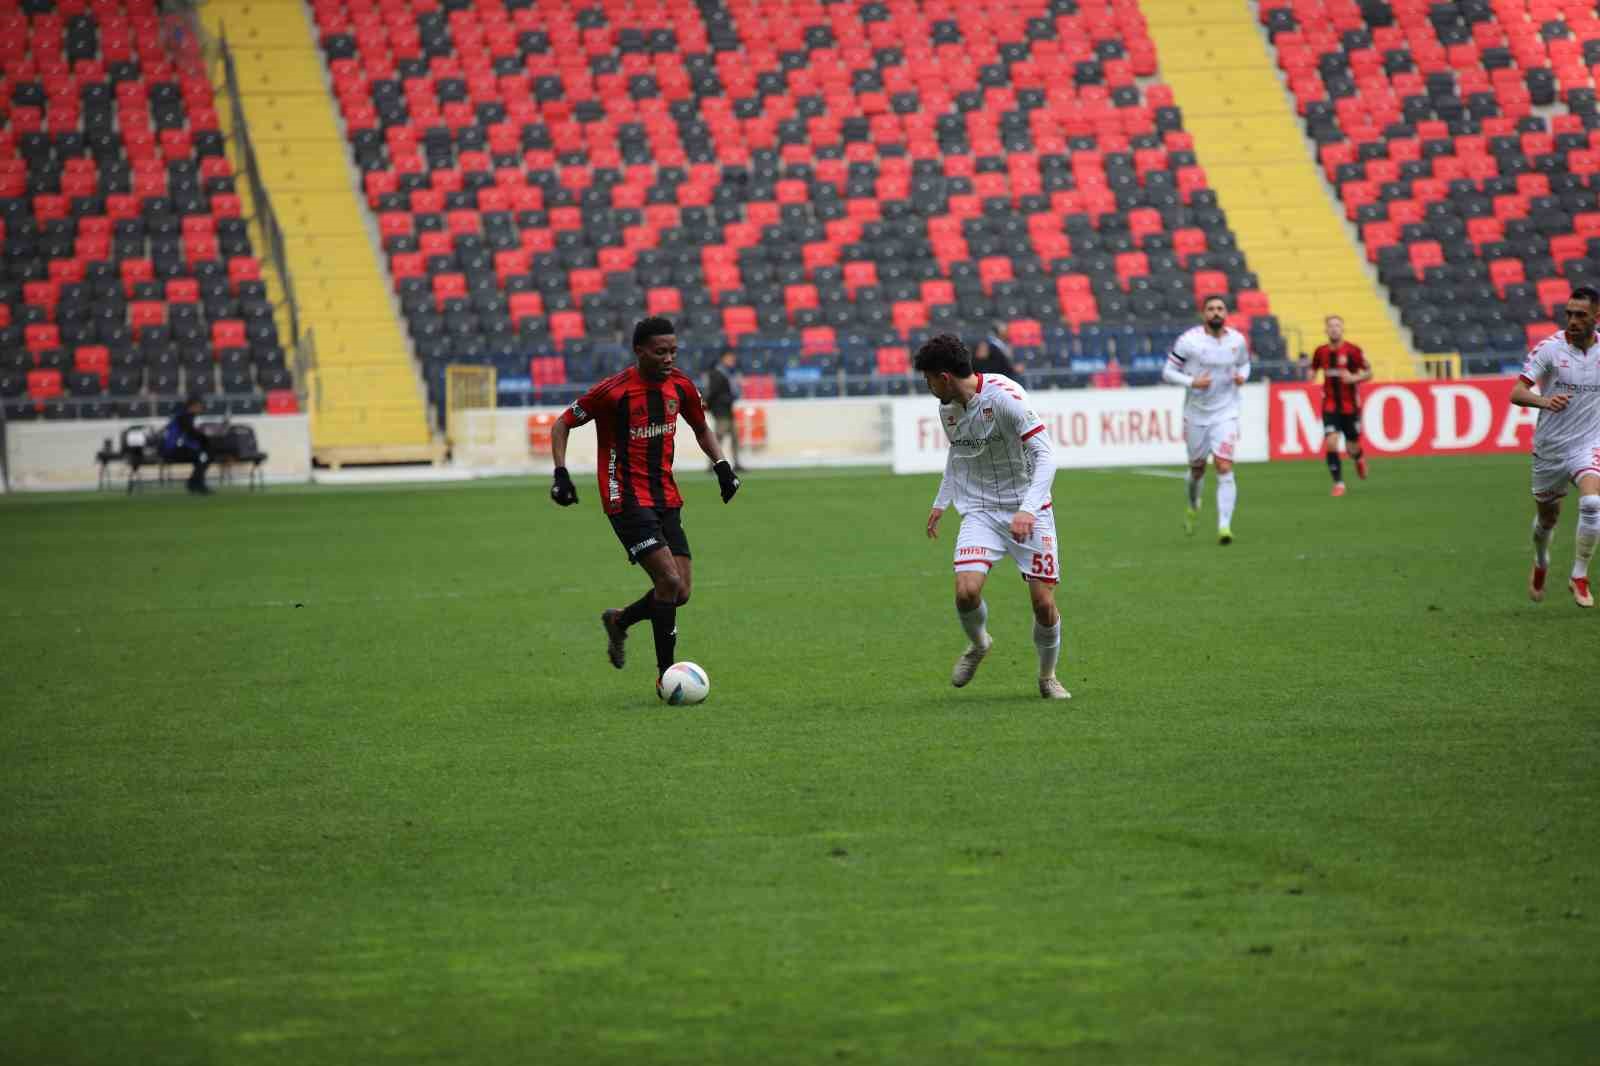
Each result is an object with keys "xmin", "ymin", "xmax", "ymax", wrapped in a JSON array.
[{"xmin": 1030, "ymin": 552, "xmax": 1055, "ymax": 577}]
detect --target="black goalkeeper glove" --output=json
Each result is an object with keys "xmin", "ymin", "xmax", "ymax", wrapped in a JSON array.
[
  {"xmin": 714, "ymin": 459, "xmax": 741, "ymax": 503},
  {"xmin": 550, "ymin": 466, "xmax": 578, "ymax": 507}
]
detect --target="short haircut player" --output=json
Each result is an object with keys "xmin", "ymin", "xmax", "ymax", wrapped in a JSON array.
[
  {"xmin": 547, "ymin": 316, "xmax": 745, "ymax": 691},
  {"xmin": 1511, "ymin": 286, "xmax": 1600, "ymax": 607}
]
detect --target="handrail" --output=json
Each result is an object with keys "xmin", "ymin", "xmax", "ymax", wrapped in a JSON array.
[{"xmin": 166, "ymin": 7, "xmax": 304, "ymax": 354}]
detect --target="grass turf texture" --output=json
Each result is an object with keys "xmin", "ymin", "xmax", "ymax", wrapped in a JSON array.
[{"xmin": 2, "ymin": 453, "xmax": 1596, "ymax": 1065}]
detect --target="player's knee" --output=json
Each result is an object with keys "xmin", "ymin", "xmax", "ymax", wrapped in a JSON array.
[
  {"xmin": 654, "ymin": 572, "xmax": 686, "ymax": 603},
  {"xmin": 1031, "ymin": 599, "xmax": 1058, "ymax": 626}
]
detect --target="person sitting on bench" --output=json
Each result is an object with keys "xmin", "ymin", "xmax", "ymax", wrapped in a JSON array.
[{"xmin": 161, "ymin": 395, "xmax": 212, "ymax": 495}]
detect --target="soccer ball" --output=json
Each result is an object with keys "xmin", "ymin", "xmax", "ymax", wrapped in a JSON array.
[{"xmin": 657, "ymin": 661, "xmax": 710, "ymax": 705}]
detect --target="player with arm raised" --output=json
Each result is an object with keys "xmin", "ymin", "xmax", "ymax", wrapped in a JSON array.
[
  {"xmin": 1310, "ymin": 314, "xmax": 1372, "ymax": 497},
  {"xmin": 917, "ymin": 334, "xmax": 1069, "ymax": 700},
  {"xmin": 1509, "ymin": 286, "xmax": 1600, "ymax": 608},
  {"xmin": 1162, "ymin": 294, "xmax": 1251, "ymax": 543},
  {"xmin": 548, "ymin": 317, "xmax": 743, "ymax": 691}
]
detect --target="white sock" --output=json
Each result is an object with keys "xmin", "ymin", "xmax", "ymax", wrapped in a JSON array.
[
  {"xmin": 1574, "ymin": 495, "xmax": 1600, "ymax": 579},
  {"xmin": 958, "ymin": 600, "xmax": 989, "ymax": 645},
  {"xmin": 1033, "ymin": 619, "xmax": 1061, "ymax": 679},
  {"xmin": 1532, "ymin": 516, "xmax": 1555, "ymax": 570},
  {"xmin": 1216, "ymin": 471, "xmax": 1237, "ymax": 528},
  {"xmin": 1186, "ymin": 472, "xmax": 1202, "ymax": 509}
]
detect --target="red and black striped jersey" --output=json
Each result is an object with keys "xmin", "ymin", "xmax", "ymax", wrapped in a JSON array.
[
  {"xmin": 560, "ymin": 366, "xmax": 708, "ymax": 515},
  {"xmin": 1311, "ymin": 342, "xmax": 1367, "ymax": 415}
]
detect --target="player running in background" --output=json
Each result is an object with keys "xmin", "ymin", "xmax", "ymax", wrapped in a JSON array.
[
  {"xmin": 549, "ymin": 317, "xmax": 743, "ymax": 688},
  {"xmin": 1510, "ymin": 286, "xmax": 1600, "ymax": 608},
  {"xmin": 1309, "ymin": 314, "xmax": 1372, "ymax": 497},
  {"xmin": 917, "ymin": 334, "xmax": 1069, "ymax": 700},
  {"xmin": 1162, "ymin": 295, "xmax": 1251, "ymax": 543}
]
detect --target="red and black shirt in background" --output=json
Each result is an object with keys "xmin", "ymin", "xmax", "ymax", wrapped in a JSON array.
[{"xmin": 1310, "ymin": 341, "xmax": 1368, "ymax": 415}]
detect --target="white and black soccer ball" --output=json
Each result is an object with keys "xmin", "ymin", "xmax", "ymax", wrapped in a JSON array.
[{"xmin": 657, "ymin": 661, "xmax": 710, "ymax": 705}]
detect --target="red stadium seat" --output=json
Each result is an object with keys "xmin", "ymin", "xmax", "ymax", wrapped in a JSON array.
[
  {"xmin": 875, "ymin": 346, "xmax": 910, "ymax": 375},
  {"xmin": 646, "ymin": 288, "xmax": 682, "ymax": 315},
  {"xmin": 801, "ymin": 327, "xmax": 837, "ymax": 355},
  {"xmin": 1408, "ymin": 242, "xmax": 1444, "ymax": 277},
  {"xmin": 722, "ymin": 305, "xmax": 757, "ymax": 342},
  {"xmin": 25, "ymin": 324, "xmax": 59, "ymax": 352},
  {"xmin": 509, "ymin": 292, "xmax": 545, "ymax": 323},
  {"xmin": 843, "ymin": 261, "xmax": 878, "ymax": 298},
  {"xmin": 1536, "ymin": 278, "xmax": 1570, "ymax": 315},
  {"xmin": 211, "ymin": 320, "xmax": 246, "ymax": 349},
  {"xmin": 891, "ymin": 301, "xmax": 928, "ymax": 334},
  {"xmin": 1008, "ymin": 320, "xmax": 1043, "ymax": 347},
  {"xmin": 1489, "ymin": 258, "xmax": 1525, "ymax": 298}
]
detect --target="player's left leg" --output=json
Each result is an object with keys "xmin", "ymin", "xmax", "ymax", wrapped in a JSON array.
[
  {"xmin": 1213, "ymin": 421, "xmax": 1238, "ymax": 544},
  {"xmin": 636, "ymin": 547, "xmax": 687, "ymax": 677},
  {"xmin": 1025, "ymin": 578, "xmax": 1070, "ymax": 700},
  {"xmin": 1347, "ymin": 416, "xmax": 1368, "ymax": 480},
  {"xmin": 1570, "ymin": 469, "xmax": 1600, "ymax": 608}
]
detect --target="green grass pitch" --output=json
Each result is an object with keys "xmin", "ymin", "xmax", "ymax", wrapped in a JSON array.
[{"xmin": 2, "ymin": 453, "xmax": 1596, "ymax": 1065}]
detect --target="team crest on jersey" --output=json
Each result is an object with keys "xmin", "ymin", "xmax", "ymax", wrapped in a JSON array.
[
  {"xmin": 665, "ymin": 396, "xmax": 679, "ymax": 417},
  {"xmin": 982, "ymin": 406, "xmax": 994, "ymax": 419}
]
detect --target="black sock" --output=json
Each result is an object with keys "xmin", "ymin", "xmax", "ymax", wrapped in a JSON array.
[
  {"xmin": 617, "ymin": 590, "xmax": 654, "ymax": 630},
  {"xmin": 1326, "ymin": 451, "xmax": 1342, "ymax": 482},
  {"xmin": 649, "ymin": 595, "xmax": 678, "ymax": 675}
]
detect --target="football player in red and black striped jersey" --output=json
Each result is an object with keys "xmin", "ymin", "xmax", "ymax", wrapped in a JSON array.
[
  {"xmin": 1309, "ymin": 315, "xmax": 1372, "ymax": 497},
  {"xmin": 549, "ymin": 317, "xmax": 742, "ymax": 688}
]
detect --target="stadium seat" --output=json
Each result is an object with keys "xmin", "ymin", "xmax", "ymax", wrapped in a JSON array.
[{"xmin": 291, "ymin": 0, "xmax": 1264, "ymax": 391}]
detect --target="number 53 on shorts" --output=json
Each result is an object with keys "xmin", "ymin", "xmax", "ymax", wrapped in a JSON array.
[{"xmin": 953, "ymin": 508, "xmax": 1061, "ymax": 584}]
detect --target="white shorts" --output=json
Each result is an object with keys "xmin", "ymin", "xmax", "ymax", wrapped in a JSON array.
[
  {"xmin": 953, "ymin": 506, "xmax": 1060, "ymax": 584},
  {"xmin": 1185, "ymin": 417, "xmax": 1238, "ymax": 465},
  {"xmin": 1531, "ymin": 442, "xmax": 1600, "ymax": 502}
]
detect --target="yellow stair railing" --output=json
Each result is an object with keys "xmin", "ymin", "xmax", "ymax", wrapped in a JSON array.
[{"xmin": 201, "ymin": 0, "xmax": 441, "ymax": 464}]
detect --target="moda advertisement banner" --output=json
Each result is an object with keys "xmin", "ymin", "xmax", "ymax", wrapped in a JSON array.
[
  {"xmin": 890, "ymin": 384, "xmax": 1270, "ymax": 474},
  {"xmin": 1269, "ymin": 378, "xmax": 1538, "ymax": 460}
]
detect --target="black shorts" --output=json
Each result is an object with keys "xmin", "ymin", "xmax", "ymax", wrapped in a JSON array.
[
  {"xmin": 608, "ymin": 506, "xmax": 691, "ymax": 564},
  {"xmin": 1322, "ymin": 411, "xmax": 1362, "ymax": 440}
]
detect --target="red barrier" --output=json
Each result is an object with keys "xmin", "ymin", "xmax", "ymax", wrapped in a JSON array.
[{"xmin": 1270, "ymin": 378, "xmax": 1539, "ymax": 459}]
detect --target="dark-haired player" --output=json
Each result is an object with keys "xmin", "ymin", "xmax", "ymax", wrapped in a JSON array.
[
  {"xmin": 1310, "ymin": 314, "xmax": 1371, "ymax": 497},
  {"xmin": 549, "ymin": 317, "xmax": 743, "ymax": 688},
  {"xmin": 916, "ymin": 333, "xmax": 1069, "ymax": 700},
  {"xmin": 1511, "ymin": 286, "xmax": 1600, "ymax": 608},
  {"xmin": 1162, "ymin": 295, "xmax": 1251, "ymax": 543}
]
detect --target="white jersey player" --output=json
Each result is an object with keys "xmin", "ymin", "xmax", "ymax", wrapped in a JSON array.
[
  {"xmin": 916, "ymin": 334, "xmax": 1068, "ymax": 699},
  {"xmin": 1162, "ymin": 294, "xmax": 1251, "ymax": 543},
  {"xmin": 1510, "ymin": 286, "xmax": 1600, "ymax": 607}
]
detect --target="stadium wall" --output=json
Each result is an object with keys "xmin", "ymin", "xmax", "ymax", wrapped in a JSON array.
[
  {"xmin": 455, "ymin": 385, "xmax": 1274, "ymax": 474},
  {"xmin": 2, "ymin": 417, "xmax": 313, "ymax": 491}
]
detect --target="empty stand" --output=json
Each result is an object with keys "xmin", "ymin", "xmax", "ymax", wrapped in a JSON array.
[
  {"xmin": 0, "ymin": 0, "xmax": 297, "ymax": 422},
  {"xmin": 1262, "ymin": 0, "xmax": 1600, "ymax": 359},
  {"xmin": 307, "ymin": 0, "xmax": 1288, "ymax": 405}
]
